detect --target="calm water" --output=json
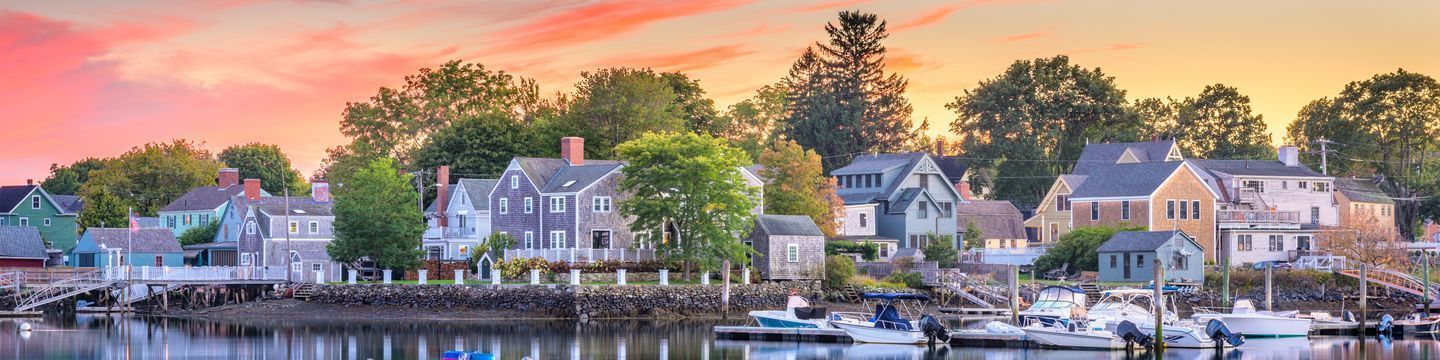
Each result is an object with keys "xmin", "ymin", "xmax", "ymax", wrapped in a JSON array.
[{"xmin": 1, "ymin": 315, "xmax": 1438, "ymax": 359}]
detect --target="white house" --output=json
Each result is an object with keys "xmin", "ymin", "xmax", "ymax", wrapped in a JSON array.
[
  {"xmin": 422, "ymin": 167, "xmax": 496, "ymax": 261},
  {"xmin": 1192, "ymin": 146, "xmax": 1338, "ymax": 265}
]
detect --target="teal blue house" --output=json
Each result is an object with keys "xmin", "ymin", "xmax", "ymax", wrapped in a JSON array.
[
  {"xmin": 72, "ymin": 228, "xmax": 184, "ymax": 267},
  {"xmin": 0, "ymin": 183, "xmax": 80, "ymax": 252},
  {"xmin": 157, "ymin": 168, "xmax": 256, "ymax": 237},
  {"xmin": 1097, "ymin": 230, "xmax": 1205, "ymax": 283}
]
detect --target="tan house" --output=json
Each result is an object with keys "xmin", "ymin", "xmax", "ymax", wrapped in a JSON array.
[
  {"xmin": 1025, "ymin": 174, "xmax": 1086, "ymax": 244},
  {"xmin": 1068, "ymin": 160, "xmax": 1221, "ymax": 262},
  {"xmin": 956, "ymin": 200, "xmax": 1028, "ymax": 249},
  {"xmin": 1334, "ymin": 178, "xmax": 1395, "ymax": 227}
]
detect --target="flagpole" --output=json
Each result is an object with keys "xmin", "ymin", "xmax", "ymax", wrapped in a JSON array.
[{"xmin": 127, "ymin": 206, "xmax": 133, "ymax": 277}]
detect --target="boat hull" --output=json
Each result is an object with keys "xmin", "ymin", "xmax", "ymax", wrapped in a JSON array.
[
  {"xmin": 1022, "ymin": 327, "xmax": 1125, "ymax": 349},
  {"xmin": 1135, "ymin": 323, "xmax": 1235, "ymax": 348},
  {"xmin": 829, "ymin": 320, "xmax": 929, "ymax": 344},
  {"xmin": 1191, "ymin": 314, "xmax": 1311, "ymax": 337},
  {"xmin": 749, "ymin": 310, "xmax": 827, "ymax": 329}
]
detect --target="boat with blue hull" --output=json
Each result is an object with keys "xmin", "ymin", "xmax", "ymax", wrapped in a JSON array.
[{"xmin": 749, "ymin": 295, "xmax": 832, "ymax": 329}]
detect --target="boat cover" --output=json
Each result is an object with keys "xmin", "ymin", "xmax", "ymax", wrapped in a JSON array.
[
  {"xmin": 872, "ymin": 304, "xmax": 913, "ymax": 331},
  {"xmin": 861, "ymin": 293, "xmax": 931, "ymax": 301}
]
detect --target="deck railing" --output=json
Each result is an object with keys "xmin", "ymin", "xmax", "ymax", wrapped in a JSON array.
[
  {"xmin": 504, "ymin": 248, "xmax": 657, "ymax": 263},
  {"xmin": 1216, "ymin": 209, "xmax": 1301, "ymax": 225},
  {"xmin": 102, "ymin": 266, "xmax": 288, "ymax": 282}
]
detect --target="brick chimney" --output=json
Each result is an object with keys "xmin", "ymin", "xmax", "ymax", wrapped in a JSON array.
[
  {"xmin": 244, "ymin": 179, "xmax": 262, "ymax": 200},
  {"xmin": 436, "ymin": 166, "xmax": 450, "ymax": 227},
  {"xmin": 935, "ymin": 138, "xmax": 946, "ymax": 157},
  {"xmin": 217, "ymin": 168, "xmax": 240, "ymax": 188},
  {"xmin": 956, "ymin": 182, "xmax": 974, "ymax": 201},
  {"xmin": 311, "ymin": 182, "xmax": 330, "ymax": 203},
  {"xmin": 26, "ymin": 179, "xmax": 33, "ymax": 186},
  {"xmin": 561, "ymin": 137, "xmax": 584, "ymax": 166}
]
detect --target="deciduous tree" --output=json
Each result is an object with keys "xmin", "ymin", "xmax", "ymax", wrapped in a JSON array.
[
  {"xmin": 41, "ymin": 157, "xmax": 109, "ymax": 195},
  {"xmin": 328, "ymin": 158, "xmax": 426, "ymax": 271},
  {"xmin": 1319, "ymin": 213, "xmax": 1409, "ymax": 269},
  {"xmin": 718, "ymin": 82, "xmax": 788, "ymax": 160},
  {"xmin": 219, "ymin": 143, "xmax": 307, "ymax": 195},
  {"xmin": 557, "ymin": 68, "xmax": 689, "ymax": 159},
  {"xmin": 1174, "ymin": 84, "xmax": 1273, "ymax": 159},
  {"xmin": 77, "ymin": 189, "xmax": 127, "ymax": 230},
  {"xmin": 758, "ymin": 139, "xmax": 843, "ymax": 237},
  {"xmin": 1032, "ymin": 225, "xmax": 1144, "ymax": 274},
  {"xmin": 412, "ymin": 112, "xmax": 549, "ymax": 180},
  {"xmin": 178, "ymin": 221, "xmax": 220, "ymax": 246},
  {"xmin": 79, "ymin": 140, "xmax": 223, "ymax": 216}
]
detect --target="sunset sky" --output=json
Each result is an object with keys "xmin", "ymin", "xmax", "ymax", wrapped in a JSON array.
[{"xmin": 3, "ymin": 0, "xmax": 1437, "ymax": 185}]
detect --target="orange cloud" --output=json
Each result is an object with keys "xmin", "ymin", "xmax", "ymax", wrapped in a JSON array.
[
  {"xmin": 1067, "ymin": 42, "xmax": 1144, "ymax": 54},
  {"xmin": 997, "ymin": 31, "xmax": 1048, "ymax": 43},
  {"xmin": 891, "ymin": 6, "xmax": 956, "ymax": 32},
  {"xmin": 489, "ymin": 0, "xmax": 755, "ymax": 54},
  {"xmin": 791, "ymin": 0, "xmax": 873, "ymax": 13},
  {"xmin": 886, "ymin": 49, "xmax": 940, "ymax": 74},
  {"xmin": 597, "ymin": 44, "xmax": 755, "ymax": 72}
]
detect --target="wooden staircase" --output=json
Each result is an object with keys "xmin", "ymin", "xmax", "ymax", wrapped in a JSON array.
[
  {"xmin": 292, "ymin": 283, "xmax": 319, "ymax": 300},
  {"xmin": 1079, "ymin": 283, "xmax": 1103, "ymax": 305}
]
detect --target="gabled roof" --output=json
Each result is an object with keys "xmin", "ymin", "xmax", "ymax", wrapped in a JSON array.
[
  {"xmin": 932, "ymin": 156, "xmax": 968, "ymax": 184},
  {"xmin": 1068, "ymin": 161, "xmax": 1186, "ymax": 199},
  {"xmin": 1073, "ymin": 140, "xmax": 1179, "ymax": 175},
  {"xmin": 82, "ymin": 228, "xmax": 183, "ymax": 253},
  {"xmin": 539, "ymin": 164, "xmax": 622, "ymax": 193},
  {"xmin": 458, "ymin": 178, "xmax": 499, "ymax": 206},
  {"xmin": 257, "ymin": 203, "xmax": 334, "ymax": 218},
  {"xmin": 0, "ymin": 226, "xmax": 48, "ymax": 259},
  {"xmin": 1059, "ymin": 174, "xmax": 1088, "ymax": 190},
  {"xmin": 1335, "ymin": 178, "xmax": 1393, "ymax": 204},
  {"xmin": 887, "ymin": 188, "xmax": 925, "ymax": 215},
  {"xmin": 52, "ymin": 195, "xmax": 84, "ymax": 213},
  {"xmin": 755, "ymin": 215, "xmax": 824, "ymax": 237},
  {"xmin": 515, "ymin": 157, "xmax": 622, "ymax": 190},
  {"xmin": 831, "ymin": 153, "xmax": 923, "ymax": 176},
  {"xmin": 1191, "ymin": 159, "xmax": 1327, "ymax": 178},
  {"xmin": 0, "ymin": 185, "xmax": 38, "ymax": 213},
  {"xmin": 160, "ymin": 185, "xmax": 245, "ymax": 212},
  {"xmin": 841, "ymin": 192, "xmax": 882, "ymax": 205},
  {"xmin": 956, "ymin": 200, "xmax": 1026, "ymax": 240},
  {"xmin": 1097, "ymin": 230, "xmax": 1191, "ymax": 253}
]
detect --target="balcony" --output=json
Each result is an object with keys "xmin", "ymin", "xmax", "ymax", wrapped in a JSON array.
[
  {"xmin": 1217, "ymin": 209, "xmax": 1302, "ymax": 229},
  {"xmin": 424, "ymin": 226, "xmax": 477, "ymax": 240},
  {"xmin": 505, "ymin": 248, "xmax": 657, "ymax": 263}
]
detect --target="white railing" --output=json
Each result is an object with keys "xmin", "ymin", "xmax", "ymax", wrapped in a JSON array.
[
  {"xmin": 504, "ymin": 248, "xmax": 657, "ymax": 263},
  {"xmin": 1217, "ymin": 209, "xmax": 1301, "ymax": 225},
  {"xmin": 103, "ymin": 266, "xmax": 289, "ymax": 282}
]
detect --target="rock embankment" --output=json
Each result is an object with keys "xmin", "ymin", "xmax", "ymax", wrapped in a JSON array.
[{"xmin": 302, "ymin": 283, "xmax": 815, "ymax": 319}]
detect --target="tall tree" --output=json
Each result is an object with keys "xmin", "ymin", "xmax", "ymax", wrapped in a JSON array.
[
  {"xmin": 1131, "ymin": 97, "xmax": 1183, "ymax": 140},
  {"xmin": 412, "ymin": 112, "xmax": 548, "ymax": 180},
  {"xmin": 1286, "ymin": 69, "xmax": 1440, "ymax": 238},
  {"xmin": 758, "ymin": 139, "xmax": 843, "ymax": 237},
  {"xmin": 782, "ymin": 11, "xmax": 924, "ymax": 171},
  {"xmin": 219, "ymin": 143, "xmax": 307, "ymax": 195},
  {"xmin": 1174, "ymin": 84, "xmax": 1274, "ymax": 159},
  {"xmin": 328, "ymin": 158, "xmax": 426, "ymax": 271},
  {"xmin": 320, "ymin": 60, "xmax": 542, "ymax": 184},
  {"xmin": 661, "ymin": 72, "xmax": 722, "ymax": 135},
  {"xmin": 78, "ymin": 140, "xmax": 224, "ymax": 216},
  {"xmin": 77, "ymin": 189, "xmax": 127, "ymax": 230},
  {"xmin": 948, "ymin": 56, "xmax": 1140, "ymax": 205},
  {"xmin": 558, "ymin": 68, "xmax": 688, "ymax": 159},
  {"xmin": 41, "ymin": 157, "xmax": 109, "ymax": 195},
  {"xmin": 617, "ymin": 132, "xmax": 759, "ymax": 274},
  {"xmin": 718, "ymin": 82, "xmax": 788, "ymax": 160}
]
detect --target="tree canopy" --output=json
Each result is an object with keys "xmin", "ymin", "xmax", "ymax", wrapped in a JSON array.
[
  {"xmin": 1032, "ymin": 224, "xmax": 1144, "ymax": 274},
  {"xmin": 412, "ymin": 112, "xmax": 549, "ymax": 180},
  {"xmin": 328, "ymin": 158, "xmax": 426, "ymax": 270},
  {"xmin": 179, "ymin": 221, "xmax": 220, "ymax": 246},
  {"xmin": 41, "ymin": 157, "xmax": 109, "ymax": 196},
  {"xmin": 77, "ymin": 189, "xmax": 127, "ymax": 230},
  {"xmin": 555, "ymin": 68, "xmax": 691, "ymax": 159},
  {"xmin": 219, "ymin": 143, "xmax": 308, "ymax": 195},
  {"xmin": 78, "ymin": 140, "xmax": 223, "ymax": 216},
  {"xmin": 718, "ymin": 82, "xmax": 788, "ymax": 160},
  {"xmin": 1172, "ymin": 84, "xmax": 1273, "ymax": 159},
  {"xmin": 758, "ymin": 139, "xmax": 842, "ymax": 237},
  {"xmin": 616, "ymin": 132, "xmax": 759, "ymax": 272}
]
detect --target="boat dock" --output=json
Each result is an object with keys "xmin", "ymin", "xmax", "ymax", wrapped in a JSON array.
[
  {"xmin": 937, "ymin": 307, "xmax": 1010, "ymax": 316},
  {"xmin": 713, "ymin": 326, "xmax": 852, "ymax": 343},
  {"xmin": 715, "ymin": 321, "xmax": 1408, "ymax": 347}
]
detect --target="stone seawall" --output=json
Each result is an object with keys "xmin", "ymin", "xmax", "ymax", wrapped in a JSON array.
[{"xmin": 307, "ymin": 283, "xmax": 813, "ymax": 319}]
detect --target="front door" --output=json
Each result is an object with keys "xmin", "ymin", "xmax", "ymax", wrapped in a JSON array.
[
  {"xmin": 479, "ymin": 258, "xmax": 492, "ymax": 280},
  {"xmin": 1123, "ymin": 253, "xmax": 1132, "ymax": 279}
]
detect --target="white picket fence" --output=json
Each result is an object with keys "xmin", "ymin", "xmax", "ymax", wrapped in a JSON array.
[{"xmin": 504, "ymin": 248, "xmax": 656, "ymax": 263}]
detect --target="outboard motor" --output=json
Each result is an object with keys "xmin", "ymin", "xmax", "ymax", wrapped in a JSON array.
[
  {"xmin": 920, "ymin": 315, "xmax": 951, "ymax": 345},
  {"xmin": 1204, "ymin": 319, "xmax": 1245, "ymax": 347},
  {"xmin": 1115, "ymin": 320, "xmax": 1154, "ymax": 349},
  {"xmin": 1377, "ymin": 314, "xmax": 1394, "ymax": 336},
  {"xmin": 1343, "ymin": 310, "xmax": 1356, "ymax": 323}
]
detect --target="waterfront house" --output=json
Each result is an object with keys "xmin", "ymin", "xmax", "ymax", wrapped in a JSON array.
[
  {"xmin": 1097, "ymin": 230, "xmax": 1204, "ymax": 283},
  {"xmin": 0, "ymin": 226, "xmax": 49, "ymax": 267},
  {"xmin": 1068, "ymin": 160, "xmax": 1220, "ymax": 262},
  {"xmin": 233, "ymin": 182, "xmax": 337, "ymax": 282},
  {"xmin": 1191, "ymin": 146, "xmax": 1337, "ymax": 266},
  {"xmin": 932, "ymin": 139, "xmax": 979, "ymax": 200},
  {"xmin": 1334, "ymin": 178, "xmax": 1394, "ymax": 227},
  {"xmin": 747, "ymin": 215, "xmax": 826, "ymax": 281},
  {"xmin": 422, "ymin": 168, "xmax": 496, "ymax": 261},
  {"xmin": 831, "ymin": 152, "xmax": 964, "ymax": 250},
  {"xmin": 158, "ymin": 168, "xmax": 250, "ymax": 237},
  {"xmin": 72, "ymin": 228, "xmax": 184, "ymax": 267},
  {"xmin": 956, "ymin": 200, "xmax": 1028, "ymax": 249},
  {"xmin": 490, "ymin": 137, "xmax": 764, "ymax": 262},
  {"xmin": 1025, "ymin": 140, "xmax": 1182, "ymax": 245},
  {"xmin": 0, "ymin": 181, "xmax": 79, "ymax": 254}
]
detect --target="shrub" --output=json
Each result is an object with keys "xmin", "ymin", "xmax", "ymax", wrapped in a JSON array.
[
  {"xmin": 922, "ymin": 240, "xmax": 958, "ymax": 268},
  {"xmin": 848, "ymin": 275, "xmax": 906, "ymax": 290},
  {"xmin": 826, "ymin": 241, "xmax": 879, "ymax": 261},
  {"xmin": 495, "ymin": 257, "xmax": 552, "ymax": 279},
  {"xmin": 826, "ymin": 255, "xmax": 856, "ymax": 288},
  {"xmin": 1032, "ymin": 224, "xmax": 1144, "ymax": 274},
  {"xmin": 884, "ymin": 272, "xmax": 925, "ymax": 289}
]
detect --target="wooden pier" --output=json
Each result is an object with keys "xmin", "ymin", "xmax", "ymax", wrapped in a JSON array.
[{"xmin": 713, "ymin": 326, "xmax": 852, "ymax": 343}]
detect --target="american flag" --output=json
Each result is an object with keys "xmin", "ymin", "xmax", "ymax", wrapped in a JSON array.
[{"xmin": 129, "ymin": 211, "xmax": 139, "ymax": 233}]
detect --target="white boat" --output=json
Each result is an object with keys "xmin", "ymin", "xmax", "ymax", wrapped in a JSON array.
[
  {"xmin": 1087, "ymin": 288, "xmax": 1244, "ymax": 349},
  {"xmin": 828, "ymin": 293, "xmax": 949, "ymax": 344},
  {"xmin": 1191, "ymin": 299, "xmax": 1312, "ymax": 337},
  {"xmin": 1022, "ymin": 319, "xmax": 1130, "ymax": 349},
  {"xmin": 749, "ymin": 295, "xmax": 832, "ymax": 328},
  {"xmin": 1087, "ymin": 289, "xmax": 1179, "ymax": 325},
  {"xmin": 1133, "ymin": 320, "xmax": 1241, "ymax": 348},
  {"xmin": 1018, "ymin": 285, "xmax": 1088, "ymax": 327}
]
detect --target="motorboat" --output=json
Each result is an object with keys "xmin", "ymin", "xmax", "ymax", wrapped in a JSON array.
[
  {"xmin": 749, "ymin": 295, "xmax": 831, "ymax": 328},
  {"xmin": 1022, "ymin": 318, "xmax": 1135, "ymax": 350},
  {"xmin": 1394, "ymin": 313, "xmax": 1440, "ymax": 335},
  {"xmin": 1191, "ymin": 299, "xmax": 1312, "ymax": 337},
  {"xmin": 1134, "ymin": 319, "xmax": 1243, "ymax": 348},
  {"xmin": 829, "ymin": 293, "xmax": 950, "ymax": 344},
  {"xmin": 1087, "ymin": 288, "xmax": 1243, "ymax": 349},
  {"xmin": 1018, "ymin": 285, "xmax": 1088, "ymax": 327},
  {"xmin": 1087, "ymin": 289, "xmax": 1179, "ymax": 325}
]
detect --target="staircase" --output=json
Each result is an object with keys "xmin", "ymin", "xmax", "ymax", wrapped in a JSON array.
[
  {"xmin": 292, "ymin": 283, "xmax": 319, "ymax": 300},
  {"xmin": 14, "ymin": 270, "xmax": 115, "ymax": 311},
  {"xmin": 1079, "ymin": 283, "xmax": 1103, "ymax": 304}
]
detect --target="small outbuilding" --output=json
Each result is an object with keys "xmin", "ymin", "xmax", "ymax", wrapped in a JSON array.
[
  {"xmin": 748, "ymin": 215, "xmax": 826, "ymax": 281},
  {"xmin": 0, "ymin": 226, "xmax": 50, "ymax": 267},
  {"xmin": 72, "ymin": 228, "xmax": 185, "ymax": 267},
  {"xmin": 1097, "ymin": 230, "xmax": 1204, "ymax": 283}
]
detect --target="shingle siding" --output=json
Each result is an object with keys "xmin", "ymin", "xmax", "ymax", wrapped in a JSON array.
[
  {"xmin": 491, "ymin": 167, "xmax": 544, "ymax": 249},
  {"xmin": 577, "ymin": 172, "xmax": 636, "ymax": 249}
]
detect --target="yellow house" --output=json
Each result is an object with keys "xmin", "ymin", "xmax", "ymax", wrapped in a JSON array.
[
  {"xmin": 1025, "ymin": 174, "xmax": 1085, "ymax": 244},
  {"xmin": 1334, "ymin": 178, "xmax": 1395, "ymax": 227}
]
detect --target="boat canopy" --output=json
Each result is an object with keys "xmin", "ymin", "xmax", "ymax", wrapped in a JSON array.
[
  {"xmin": 861, "ymin": 293, "xmax": 931, "ymax": 301},
  {"xmin": 1032, "ymin": 286, "xmax": 1087, "ymax": 308}
]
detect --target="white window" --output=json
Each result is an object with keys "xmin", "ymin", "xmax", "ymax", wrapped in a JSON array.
[
  {"xmin": 550, "ymin": 197, "xmax": 565, "ymax": 213},
  {"xmin": 511, "ymin": 175, "xmax": 519, "ymax": 189},
  {"xmin": 288, "ymin": 221, "xmax": 299, "ymax": 234},
  {"xmin": 312, "ymin": 263, "xmax": 322, "ymax": 272},
  {"xmin": 1268, "ymin": 235, "xmax": 1284, "ymax": 252},
  {"xmin": 550, "ymin": 231, "xmax": 566, "ymax": 249},
  {"xmin": 31, "ymin": 195, "xmax": 40, "ymax": 209},
  {"xmin": 246, "ymin": 221, "xmax": 256, "ymax": 234},
  {"xmin": 1313, "ymin": 182, "xmax": 1329, "ymax": 192},
  {"xmin": 43, "ymin": 218, "xmax": 51, "ymax": 226},
  {"xmin": 18, "ymin": 218, "xmax": 28, "ymax": 227},
  {"xmin": 291, "ymin": 262, "xmax": 302, "ymax": 272},
  {"xmin": 308, "ymin": 221, "xmax": 319, "ymax": 234},
  {"xmin": 524, "ymin": 197, "xmax": 533, "ymax": 213},
  {"xmin": 460, "ymin": 195, "xmax": 466, "ymax": 205},
  {"xmin": 593, "ymin": 196, "xmax": 612, "ymax": 212},
  {"xmin": 240, "ymin": 253, "xmax": 252, "ymax": 266},
  {"xmin": 499, "ymin": 198, "xmax": 509, "ymax": 214},
  {"xmin": 787, "ymin": 244, "xmax": 800, "ymax": 263},
  {"xmin": 524, "ymin": 231, "xmax": 534, "ymax": 249}
]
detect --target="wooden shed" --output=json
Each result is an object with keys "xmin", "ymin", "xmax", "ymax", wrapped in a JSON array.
[{"xmin": 748, "ymin": 215, "xmax": 826, "ymax": 281}]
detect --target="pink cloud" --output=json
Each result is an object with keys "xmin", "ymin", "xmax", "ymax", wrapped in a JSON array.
[
  {"xmin": 790, "ymin": 0, "xmax": 873, "ymax": 13},
  {"xmin": 597, "ymin": 44, "xmax": 755, "ymax": 72},
  {"xmin": 891, "ymin": 6, "xmax": 956, "ymax": 32},
  {"xmin": 1066, "ymin": 42, "xmax": 1144, "ymax": 54},
  {"xmin": 886, "ymin": 48, "xmax": 941, "ymax": 74},
  {"xmin": 488, "ymin": 0, "xmax": 755, "ymax": 54},
  {"xmin": 997, "ymin": 31, "xmax": 1048, "ymax": 43}
]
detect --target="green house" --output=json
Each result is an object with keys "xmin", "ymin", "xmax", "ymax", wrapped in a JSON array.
[{"xmin": 0, "ymin": 183, "xmax": 79, "ymax": 252}]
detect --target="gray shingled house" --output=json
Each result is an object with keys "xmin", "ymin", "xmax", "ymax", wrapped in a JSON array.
[
  {"xmin": 747, "ymin": 215, "xmax": 826, "ymax": 281},
  {"xmin": 1097, "ymin": 230, "xmax": 1204, "ymax": 283},
  {"xmin": 831, "ymin": 152, "xmax": 965, "ymax": 250}
]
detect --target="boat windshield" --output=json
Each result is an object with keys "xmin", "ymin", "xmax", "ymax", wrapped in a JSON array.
[
  {"xmin": 1032, "ymin": 286, "xmax": 1086, "ymax": 309},
  {"xmin": 1090, "ymin": 292, "xmax": 1154, "ymax": 312}
]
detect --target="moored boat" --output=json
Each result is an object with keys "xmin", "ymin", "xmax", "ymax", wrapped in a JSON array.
[
  {"xmin": 1191, "ymin": 299, "xmax": 1312, "ymax": 337},
  {"xmin": 749, "ymin": 295, "xmax": 831, "ymax": 328},
  {"xmin": 1018, "ymin": 285, "xmax": 1088, "ymax": 327},
  {"xmin": 828, "ymin": 293, "xmax": 949, "ymax": 344}
]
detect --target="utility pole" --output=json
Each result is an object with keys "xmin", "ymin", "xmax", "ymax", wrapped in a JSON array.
[
  {"xmin": 1314, "ymin": 137, "xmax": 1334, "ymax": 175},
  {"xmin": 285, "ymin": 186, "xmax": 292, "ymax": 283}
]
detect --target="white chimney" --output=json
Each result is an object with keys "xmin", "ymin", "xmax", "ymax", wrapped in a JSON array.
[{"xmin": 1278, "ymin": 146, "xmax": 1299, "ymax": 167}]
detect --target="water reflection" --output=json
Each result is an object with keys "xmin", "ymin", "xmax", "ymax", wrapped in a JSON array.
[{"xmin": 1, "ymin": 315, "xmax": 1439, "ymax": 359}]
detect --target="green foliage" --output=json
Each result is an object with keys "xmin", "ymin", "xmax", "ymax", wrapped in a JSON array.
[
  {"xmin": 412, "ymin": 112, "xmax": 548, "ymax": 201},
  {"xmin": 1032, "ymin": 225, "xmax": 1144, "ymax": 274},
  {"xmin": 718, "ymin": 82, "xmax": 788, "ymax": 160},
  {"xmin": 962, "ymin": 221, "xmax": 984, "ymax": 251},
  {"xmin": 328, "ymin": 158, "xmax": 426, "ymax": 271},
  {"xmin": 825, "ymin": 241, "xmax": 879, "ymax": 261},
  {"xmin": 616, "ymin": 132, "xmax": 760, "ymax": 272},
  {"xmin": 554, "ymin": 68, "xmax": 689, "ymax": 160},
  {"xmin": 781, "ymin": 11, "xmax": 925, "ymax": 171},
  {"xmin": 948, "ymin": 55, "xmax": 1141, "ymax": 205},
  {"xmin": 219, "ymin": 143, "xmax": 308, "ymax": 195},
  {"xmin": 178, "ymin": 221, "xmax": 220, "ymax": 246},
  {"xmin": 758, "ymin": 139, "xmax": 843, "ymax": 237},
  {"xmin": 495, "ymin": 257, "xmax": 552, "ymax": 279},
  {"xmin": 1172, "ymin": 84, "xmax": 1274, "ymax": 159},
  {"xmin": 922, "ymin": 237, "xmax": 958, "ymax": 268},
  {"xmin": 848, "ymin": 275, "xmax": 907, "ymax": 290},
  {"xmin": 825, "ymin": 255, "xmax": 856, "ymax": 288},
  {"xmin": 485, "ymin": 232, "xmax": 516, "ymax": 258},
  {"xmin": 77, "ymin": 189, "xmax": 127, "ymax": 230},
  {"xmin": 884, "ymin": 272, "xmax": 925, "ymax": 289},
  {"xmin": 660, "ymin": 72, "xmax": 722, "ymax": 135},
  {"xmin": 42, "ymin": 157, "xmax": 109, "ymax": 195},
  {"xmin": 79, "ymin": 140, "xmax": 223, "ymax": 216}
]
